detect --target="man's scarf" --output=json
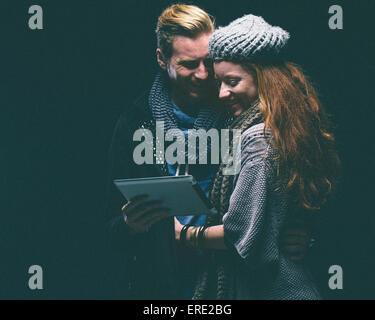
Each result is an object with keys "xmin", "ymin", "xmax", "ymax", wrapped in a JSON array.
[{"xmin": 148, "ymin": 72, "xmax": 224, "ymax": 165}]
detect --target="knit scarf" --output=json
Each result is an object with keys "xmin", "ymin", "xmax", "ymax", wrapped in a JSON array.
[
  {"xmin": 192, "ymin": 99, "xmax": 263, "ymax": 300},
  {"xmin": 149, "ymin": 72, "xmax": 223, "ymax": 165}
]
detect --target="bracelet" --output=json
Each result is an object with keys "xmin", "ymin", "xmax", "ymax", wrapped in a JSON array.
[
  {"xmin": 197, "ymin": 225, "xmax": 209, "ymax": 249},
  {"xmin": 187, "ymin": 226, "xmax": 199, "ymax": 249},
  {"xmin": 195, "ymin": 226, "xmax": 200, "ymax": 248},
  {"xmin": 189, "ymin": 225, "xmax": 208, "ymax": 249},
  {"xmin": 180, "ymin": 224, "xmax": 192, "ymax": 246}
]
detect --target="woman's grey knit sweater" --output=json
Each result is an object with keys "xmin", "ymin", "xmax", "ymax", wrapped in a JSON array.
[{"xmin": 222, "ymin": 122, "xmax": 321, "ymax": 299}]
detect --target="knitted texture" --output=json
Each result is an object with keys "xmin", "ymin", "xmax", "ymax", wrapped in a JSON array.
[
  {"xmin": 149, "ymin": 71, "xmax": 224, "ymax": 164},
  {"xmin": 192, "ymin": 100, "xmax": 263, "ymax": 300},
  {"xmin": 209, "ymin": 14, "xmax": 290, "ymax": 62},
  {"xmin": 194, "ymin": 123, "xmax": 322, "ymax": 300}
]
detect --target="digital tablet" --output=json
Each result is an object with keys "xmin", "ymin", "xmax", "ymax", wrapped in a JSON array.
[{"xmin": 114, "ymin": 175, "xmax": 217, "ymax": 216}]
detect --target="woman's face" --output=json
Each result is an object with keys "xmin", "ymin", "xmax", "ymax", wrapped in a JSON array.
[{"xmin": 214, "ymin": 61, "xmax": 258, "ymax": 117}]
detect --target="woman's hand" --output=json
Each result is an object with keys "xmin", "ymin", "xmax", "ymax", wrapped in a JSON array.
[{"xmin": 174, "ymin": 217, "xmax": 183, "ymax": 241}]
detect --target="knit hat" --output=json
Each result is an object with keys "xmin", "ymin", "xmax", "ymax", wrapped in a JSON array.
[{"xmin": 209, "ymin": 14, "xmax": 290, "ymax": 62}]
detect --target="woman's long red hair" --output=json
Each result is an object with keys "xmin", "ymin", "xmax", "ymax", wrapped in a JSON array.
[{"xmin": 246, "ymin": 61, "xmax": 340, "ymax": 210}]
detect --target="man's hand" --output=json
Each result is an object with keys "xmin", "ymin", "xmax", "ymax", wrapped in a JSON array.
[
  {"xmin": 122, "ymin": 195, "xmax": 170, "ymax": 234},
  {"xmin": 280, "ymin": 222, "xmax": 311, "ymax": 262},
  {"xmin": 174, "ymin": 217, "xmax": 183, "ymax": 241}
]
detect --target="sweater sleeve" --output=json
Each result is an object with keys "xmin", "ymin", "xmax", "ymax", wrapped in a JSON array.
[{"xmin": 222, "ymin": 123, "xmax": 284, "ymax": 272}]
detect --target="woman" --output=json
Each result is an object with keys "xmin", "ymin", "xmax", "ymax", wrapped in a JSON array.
[{"xmin": 174, "ymin": 14, "xmax": 340, "ymax": 299}]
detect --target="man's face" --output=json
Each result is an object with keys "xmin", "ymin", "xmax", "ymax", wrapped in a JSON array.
[{"xmin": 159, "ymin": 32, "xmax": 213, "ymax": 100}]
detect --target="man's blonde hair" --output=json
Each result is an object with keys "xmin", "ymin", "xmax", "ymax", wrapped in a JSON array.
[{"xmin": 156, "ymin": 4, "xmax": 215, "ymax": 59}]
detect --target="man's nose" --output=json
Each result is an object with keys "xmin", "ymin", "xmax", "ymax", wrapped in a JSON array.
[
  {"xmin": 219, "ymin": 84, "xmax": 230, "ymax": 99},
  {"xmin": 194, "ymin": 61, "xmax": 208, "ymax": 80}
]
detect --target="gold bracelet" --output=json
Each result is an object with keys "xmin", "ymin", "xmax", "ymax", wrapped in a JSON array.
[
  {"xmin": 197, "ymin": 225, "xmax": 204, "ymax": 248},
  {"xmin": 191, "ymin": 226, "xmax": 199, "ymax": 249},
  {"xmin": 195, "ymin": 226, "xmax": 200, "ymax": 248},
  {"xmin": 198, "ymin": 225, "xmax": 209, "ymax": 249},
  {"xmin": 187, "ymin": 226, "xmax": 197, "ymax": 248}
]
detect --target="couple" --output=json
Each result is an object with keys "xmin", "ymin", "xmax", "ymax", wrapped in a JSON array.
[{"xmin": 105, "ymin": 4, "xmax": 340, "ymax": 299}]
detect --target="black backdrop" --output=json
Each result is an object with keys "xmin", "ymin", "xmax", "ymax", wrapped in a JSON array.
[{"xmin": 1, "ymin": 0, "xmax": 374, "ymax": 299}]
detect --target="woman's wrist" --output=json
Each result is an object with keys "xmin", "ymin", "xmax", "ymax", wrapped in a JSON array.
[
  {"xmin": 185, "ymin": 225, "xmax": 209, "ymax": 249},
  {"xmin": 181, "ymin": 224, "xmax": 226, "ymax": 250}
]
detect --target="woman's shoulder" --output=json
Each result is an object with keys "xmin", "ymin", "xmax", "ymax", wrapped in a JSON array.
[
  {"xmin": 240, "ymin": 122, "xmax": 273, "ymax": 156},
  {"xmin": 242, "ymin": 122, "xmax": 272, "ymax": 140},
  {"xmin": 241, "ymin": 122, "xmax": 273, "ymax": 167}
]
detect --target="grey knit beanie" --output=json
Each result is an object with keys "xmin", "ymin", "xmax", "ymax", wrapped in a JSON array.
[{"xmin": 209, "ymin": 14, "xmax": 290, "ymax": 62}]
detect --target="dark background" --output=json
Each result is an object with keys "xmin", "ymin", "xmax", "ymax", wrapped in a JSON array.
[{"xmin": 1, "ymin": 0, "xmax": 374, "ymax": 299}]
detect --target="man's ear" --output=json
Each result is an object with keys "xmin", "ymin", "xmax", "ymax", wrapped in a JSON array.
[{"xmin": 156, "ymin": 48, "xmax": 167, "ymax": 70}]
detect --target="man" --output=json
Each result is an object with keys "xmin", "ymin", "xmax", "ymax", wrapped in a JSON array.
[{"xmin": 105, "ymin": 4, "xmax": 309, "ymax": 299}]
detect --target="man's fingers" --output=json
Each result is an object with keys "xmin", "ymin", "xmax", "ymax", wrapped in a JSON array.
[
  {"xmin": 134, "ymin": 207, "xmax": 170, "ymax": 224},
  {"xmin": 125, "ymin": 199, "xmax": 162, "ymax": 221},
  {"xmin": 130, "ymin": 209, "xmax": 170, "ymax": 233},
  {"xmin": 122, "ymin": 196, "xmax": 170, "ymax": 233},
  {"xmin": 122, "ymin": 195, "xmax": 149, "ymax": 213},
  {"xmin": 129, "ymin": 201, "xmax": 165, "ymax": 222}
]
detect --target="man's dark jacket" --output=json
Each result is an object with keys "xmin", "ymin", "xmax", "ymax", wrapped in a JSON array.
[{"xmin": 105, "ymin": 90, "xmax": 188, "ymax": 299}]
